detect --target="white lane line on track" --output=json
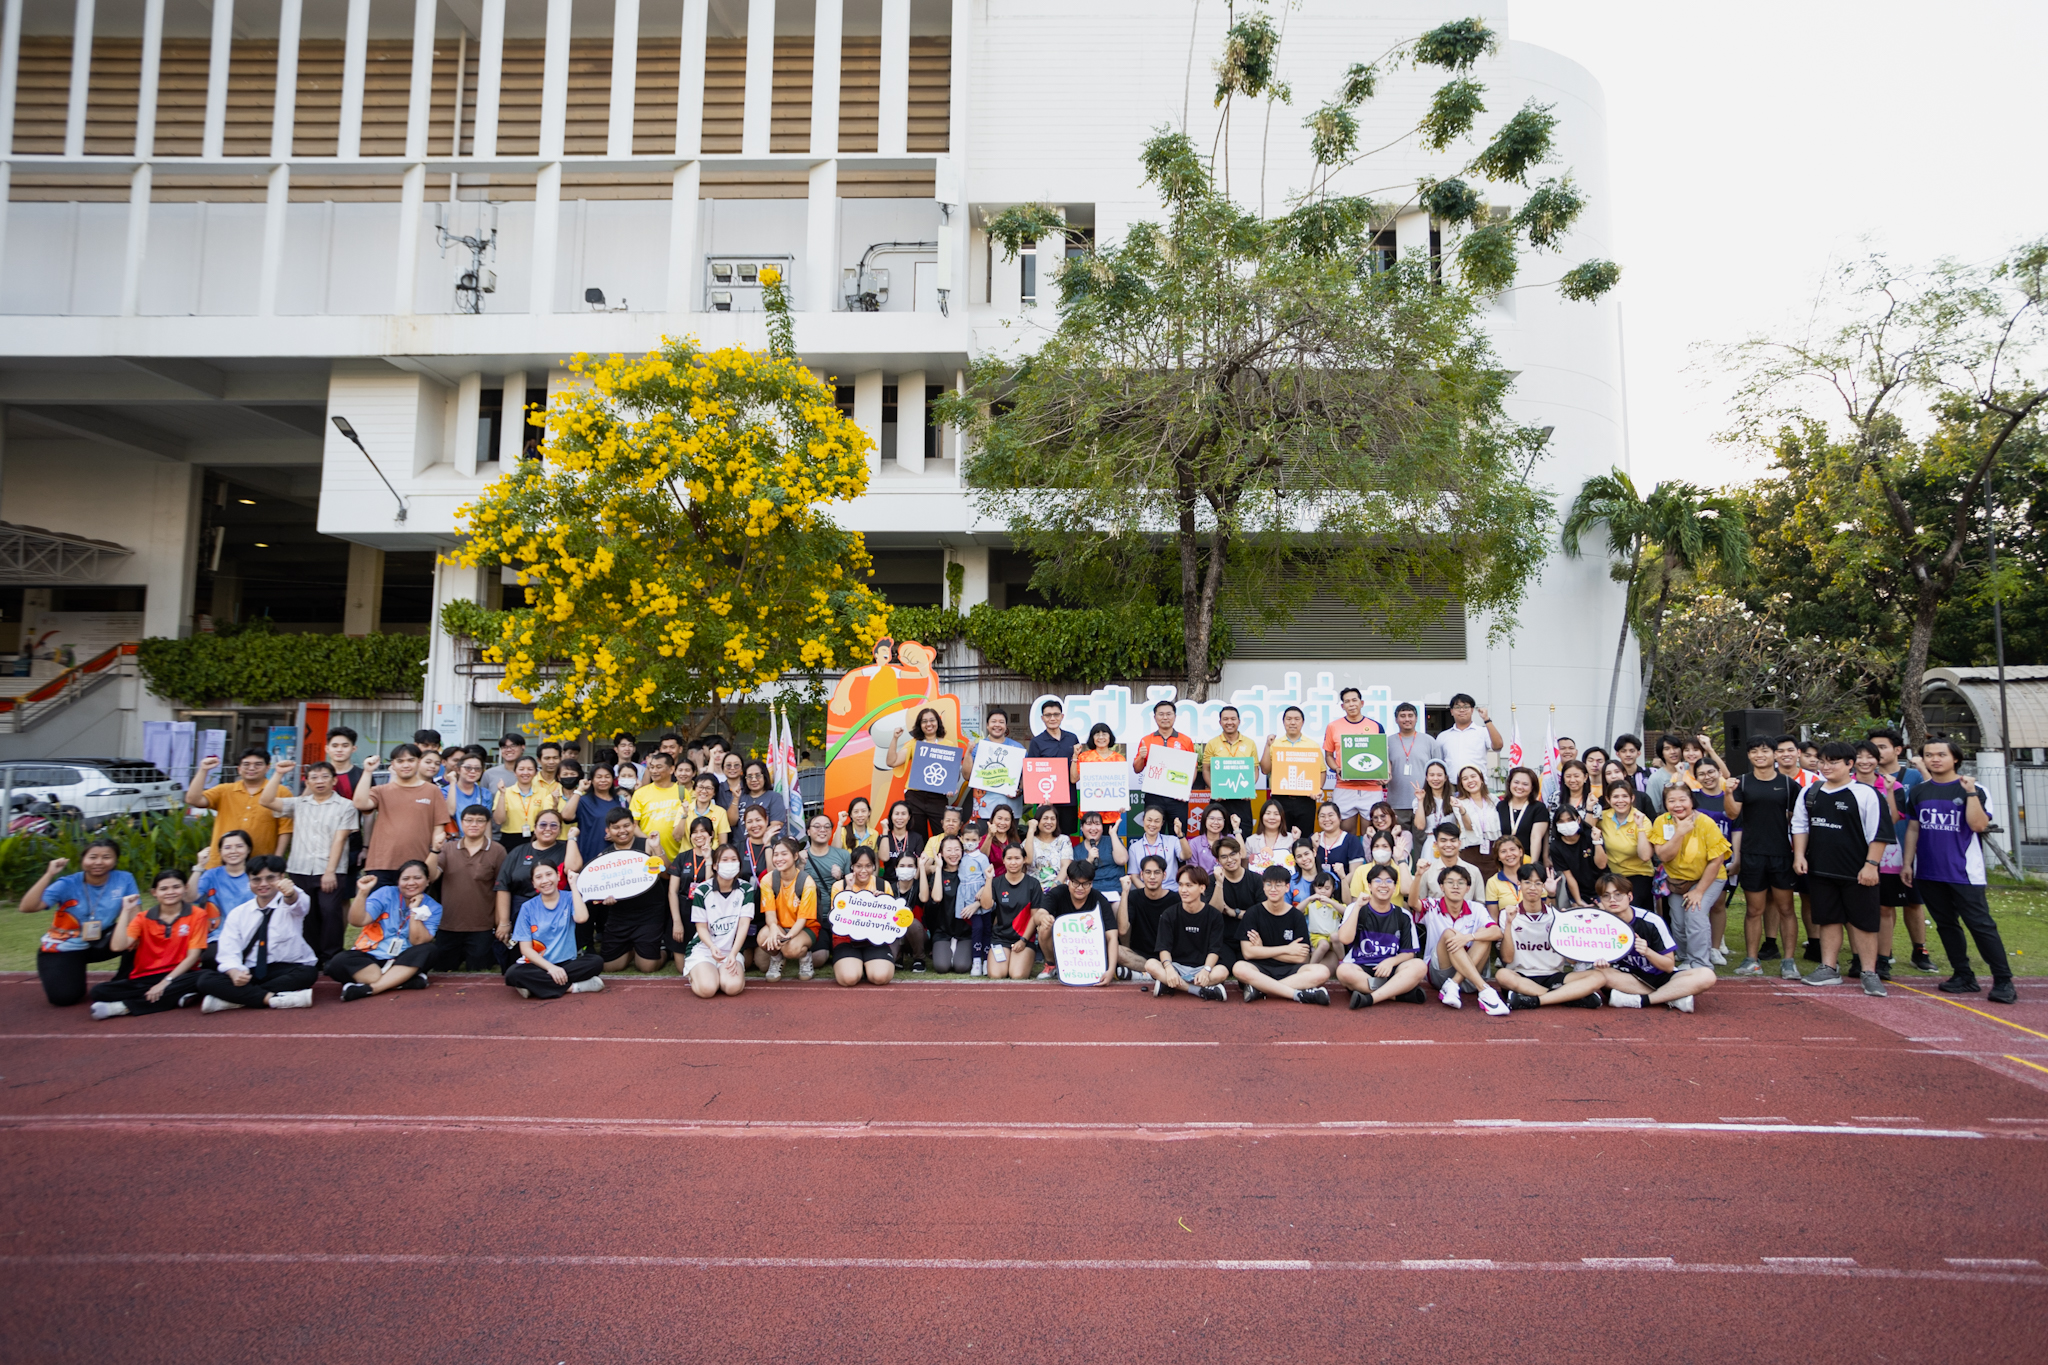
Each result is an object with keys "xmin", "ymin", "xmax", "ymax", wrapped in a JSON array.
[
  {"xmin": 0, "ymin": 1033, "xmax": 1218, "ymax": 1048},
  {"xmin": 1946, "ymin": 1258, "xmax": 2042, "ymax": 1268},
  {"xmin": 1851, "ymin": 1116, "xmax": 1922, "ymax": 1122},
  {"xmin": 1718, "ymin": 1116, "xmax": 1790, "ymax": 1123},
  {"xmin": 0, "ymin": 1113, "xmax": 1997, "ymax": 1141},
  {"xmin": 0, "ymin": 1253, "xmax": 2038, "ymax": 1285},
  {"xmin": 1763, "ymin": 1257, "xmax": 1858, "ymax": 1266}
]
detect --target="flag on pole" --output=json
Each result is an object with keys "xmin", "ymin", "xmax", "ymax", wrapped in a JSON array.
[
  {"xmin": 1506, "ymin": 713, "xmax": 1525, "ymax": 769},
  {"xmin": 781, "ymin": 703, "xmax": 805, "ymax": 828},
  {"xmin": 1541, "ymin": 713, "xmax": 1559, "ymax": 780}
]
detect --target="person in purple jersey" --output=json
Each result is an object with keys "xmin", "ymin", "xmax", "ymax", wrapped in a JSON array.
[{"xmin": 1902, "ymin": 739, "xmax": 2015, "ymax": 1004}]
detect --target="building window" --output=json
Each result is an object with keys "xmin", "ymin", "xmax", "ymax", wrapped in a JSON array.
[{"xmin": 1020, "ymin": 251, "xmax": 1037, "ymax": 306}]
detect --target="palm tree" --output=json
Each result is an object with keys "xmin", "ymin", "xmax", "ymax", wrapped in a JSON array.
[
  {"xmin": 1562, "ymin": 468, "xmax": 1654, "ymax": 744},
  {"xmin": 1562, "ymin": 469, "xmax": 1751, "ymax": 742}
]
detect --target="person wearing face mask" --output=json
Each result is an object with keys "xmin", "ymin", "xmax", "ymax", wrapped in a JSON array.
[
  {"xmin": 1345, "ymin": 832, "xmax": 1413, "ymax": 906},
  {"xmin": 887, "ymin": 852, "xmax": 929, "ymax": 971},
  {"xmin": 1545, "ymin": 805, "xmax": 1598, "ymax": 907},
  {"xmin": 684, "ymin": 848, "xmax": 758, "ymax": 998}
]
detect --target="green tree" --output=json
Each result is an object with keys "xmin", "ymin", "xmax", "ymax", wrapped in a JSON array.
[
  {"xmin": 1723, "ymin": 240, "xmax": 2047, "ymax": 744},
  {"xmin": 1560, "ymin": 471, "xmax": 1748, "ymax": 742},
  {"xmin": 944, "ymin": 12, "xmax": 1617, "ymax": 700}
]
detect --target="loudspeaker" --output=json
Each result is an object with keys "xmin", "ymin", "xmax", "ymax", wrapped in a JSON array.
[{"xmin": 1724, "ymin": 709, "xmax": 1786, "ymax": 761}]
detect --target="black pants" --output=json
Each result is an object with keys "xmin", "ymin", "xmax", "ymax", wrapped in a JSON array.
[
  {"xmin": 1206, "ymin": 799, "xmax": 1254, "ymax": 840},
  {"xmin": 1919, "ymin": 880, "xmax": 2012, "ymax": 982},
  {"xmin": 903, "ymin": 791, "xmax": 950, "ymax": 839},
  {"xmin": 504, "ymin": 950, "xmax": 604, "ymax": 999},
  {"xmin": 37, "ymin": 943, "xmax": 126, "ymax": 1007},
  {"xmin": 89, "ymin": 970, "xmax": 203, "ymax": 1014},
  {"xmin": 290, "ymin": 872, "xmax": 351, "ymax": 961},
  {"xmin": 1037, "ymin": 801, "xmax": 1079, "ymax": 836},
  {"xmin": 428, "ymin": 928, "xmax": 503, "ymax": 972},
  {"xmin": 190, "ymin": 962, "xmax": 319, "ymax": 1008},
  {"xmin": 1143, "ymin": 795, "xmax": 1190, "ymax": 834},
  {"xmin": 325, "ymin": 942, "xmax": 435, "ymax": 981},
  {"xmin": 1270, "ymin": 795, "xmax": 1318, "ymax": 841}
]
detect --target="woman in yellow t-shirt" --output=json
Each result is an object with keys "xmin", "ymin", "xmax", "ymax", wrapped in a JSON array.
[
  {"xmin": 1594, "ymin": 778, "xmax": 1655, "ymax": 908},
  {"xmin": 1345, "ymin": 830, "xmax": 1412, "ymax": 905},
  {"xmin": 492, "ymin": 756, "xmax": 558, "ymax": 850}
]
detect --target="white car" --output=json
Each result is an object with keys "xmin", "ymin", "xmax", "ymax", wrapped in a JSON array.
[{"xmin": 0, "ymin": 757, "xmax": 182, "ymax": 827}]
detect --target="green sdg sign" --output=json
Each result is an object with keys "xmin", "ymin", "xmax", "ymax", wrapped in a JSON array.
[{"xmin": 1338, "ymin": 733, "xmax": 1388, "ymax": 781}]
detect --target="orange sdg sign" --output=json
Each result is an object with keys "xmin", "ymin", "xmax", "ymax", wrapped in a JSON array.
[
  {"xmin": 821, "ymin": 638, "xmax": 963, "ymax": 826},
  {"xmin": 1268, "ymin": 740, "xmax": 1324, "ymax": 797}
]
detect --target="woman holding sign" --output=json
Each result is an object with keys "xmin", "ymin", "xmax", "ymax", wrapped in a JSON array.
[
  {"xmin": 828, "ymin": 847, "xmax": 899, "ymax": 986},
  {"xmin": 887, "ymin": 708, "xmax": 956, "ymax": 839}
]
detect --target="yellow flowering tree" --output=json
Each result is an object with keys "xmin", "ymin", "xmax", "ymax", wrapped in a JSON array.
[{"xmin": 449, "ymin": 275, "xmax": 887, "ymax": 737}]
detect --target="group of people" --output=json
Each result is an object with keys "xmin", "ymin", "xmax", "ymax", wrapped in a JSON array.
[{"xmin": 16, "ymin": 689, "xmax": 2019, "ymax": 1015}]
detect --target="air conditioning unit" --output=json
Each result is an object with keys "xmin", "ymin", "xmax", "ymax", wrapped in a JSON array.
[{"xmin": 703, "ymin": 256, "xmax": 793, "ymax": 312}]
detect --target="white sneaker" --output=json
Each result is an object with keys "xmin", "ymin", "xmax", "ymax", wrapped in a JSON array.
[
  {"xmin": 268, "ymin": 989, "xmax": 313, "ymax": 1010},
  {"xmin": 765, "ymin": 958, "xmax": 783, "ymax": 981},
  {"xmin": 1709, "ymin": 947, "xmax": 1728, "ymax": 966},
  {"xmin": 201, "ymin": 995, "xmax": 243, "ymax": 1013},
  {"xmin": 1609, "ymin": 990, "xmax": 1643, "ymax": 1008},
  {"xmin": 89, "ymin": 1001, "xmax": 128, "ymax": 1020},
  {"xmin": 568, "ymin": 976, "xmax": 605, "ymax": 994},
  {"xmin": 797, "ymin": 955, "xmax": 815, "ymax": 980},
  {"xmin": 1478, "ymin": 987, "xmax": 1510, "ymax": 1017},
  {"xmin": 1439, "ymin": 980, "xmax": 1463, "ymax": 1009},
  {"xmin": 1667, "ymin": 994, "xmax": 1695, "ymax": 1013},
  {"xmin": 970, "ymin": 960, "xmax": 986, "ymax": 977}
]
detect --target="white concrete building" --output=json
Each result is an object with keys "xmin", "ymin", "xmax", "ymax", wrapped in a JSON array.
[{"xmin": 0, "ymin": 0, "xmax": 1636, "ymax": 759}]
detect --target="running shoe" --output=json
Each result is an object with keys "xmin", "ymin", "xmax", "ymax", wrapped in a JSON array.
[
  {"xmin": 1875, "ymin": 955, "xmax": 1892, "ymax": 982},
  {"xmin": 969, "ymin": 960, "xmax": 985, "ymax": 977},
  {"xmin": 1802, "ymin": 965, "xmax": 1842, "ymax": 987},
  {"xmin": 340, "ymin": 982, "xmax": 373, "ymax": 1001},
  {"xmin": 1507, "ymin": 992, "xmax": 1543, "ymax": 1011},
  {"xmin": 1779, "ymin": 956, "xmax": 1802, "ymax": 981},
  {"xmin": 400, "ymin": 972, "xmax": 429, "ymax": 990},
  {"xmin": 1350, "ymin": 989, "xmax": 1374, "ymax": 1010},
  {"xmin": 200, "ymin": 996, "xmax": 242, "ymax": 1013},
  {"xmin": 88, "ymin": 1001, "xmax": 128, "ymax": 1020},
  {"xmin": 1148, "ymin": 979, "xmax": 1165, "ymax": 998},
  {"xmin": 1667, "ymin": 995, "xmax": 1695, "ymax": 1013},
  {"xmin": 1910, "ymin": 950, "xmax": 1935, "ymax": 972},
  {"xmin": 1608, "ymin": 990, "xmax": 1643, "ymax": 1008},
  {"xmin": 1860, "ymin": 972, "xmax": 1887, "ymax": 997},
  {"xmin": 1988, "ymin": 980, "xmax": 2018, "ymax": 1004},
  {"xmin": 765, "ymin": 958, "xmax": 783, "ymax": 981},
  {"xmin": 1200, "ymin": 985, "xmax": 1230, "ymax": 1002},
  {"xmin": 798, "ymin": 956, "xmax": 816, "ymax": 980},
  {"xmin": 912, "ymin": 958, "xmax": 927, "ymax": 972},
  {"xmin": 1242, "ymin": 984, "xmax": 1263, "ymax": 1003},
  {"xmin": 1477, "ymin": 988, "xmax": 1510, "ymax": 1017},
  {"xmin": 269, "ymin": 990, "xmax": 313, "ymax": 1010},
  {"xmin": 1803, "ymin": 938, "xmax": 1822, "ymax": 963},
  {"xmin": 1438, "ymin": 980, "xmax": 1462, "ymax": 1009},
  {"xmin": 1938, "ymin": 974, "xmax": 1981, "ymax": 994},
  {"xmin": 1296, "ymin": 987, "xmax": 1331, "ymax": 1006},
  {"xmin": 1759, "ymin": 937, "xmax": 1781, "ymax": 960},
  {"xmin": 1733, "ymin": 958, "xmax": 1763, "ymax": 976},
  {"xmin": 1710, "ymin": 947, "xmax": 1728, "ymax": 966}
]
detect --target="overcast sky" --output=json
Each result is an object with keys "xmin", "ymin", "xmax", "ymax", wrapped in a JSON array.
[{"xmin": 1509, "ymin": 0, "xmax": 2048, "ymax": 487}]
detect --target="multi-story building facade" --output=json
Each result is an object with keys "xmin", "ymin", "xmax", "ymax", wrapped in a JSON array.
[{"xmin": 0, "ymin": 0, "xmax": 1636, "ymax": 759}]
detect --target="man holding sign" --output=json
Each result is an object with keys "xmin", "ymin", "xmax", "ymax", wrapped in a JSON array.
[
  {"xmin": 1324, "ymin": 687, "xmax": 1387, "ymax": 836},
  {"xmin": 588, "ymin": 809, "xmax": 670, "ymax": 976},
  {"xmin": 1032, "ymin": 862, "xmax": 1117, "ymax": 987},
  {"xmin": 1025, "ymin": 700, "xmax": 1084, "ymax": 833},
  {"xmin": 969, "ymin": 707, "xmax": 1026, "ymax": 824},
  {"xmin": 1132, "ymin": 699, "xmax": 1197, "ymax": 833},
  {"xmin": 1199, "ymin": 705, "xmax": 1259, "ymax": 837},
  {"xmin": 1495, "ymin": 863, "xmax": 1606, "ymax": 1009}
]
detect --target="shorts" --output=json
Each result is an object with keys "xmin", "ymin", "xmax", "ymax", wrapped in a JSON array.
[
  {"xmin": 1878, "ymin": 871, "xmax": 1920, "ymax": 908},
  {"xmin": 324, "ymin": 943, "xmax": 433, "ymax": 980},
  {"xmin": 1807, "ymin": 876, "xmax": 1881, "ymax": 934},
  {"xmin": 1509, "ymin": 970, "xmax": 1568, "ymax": 991},
  {"xmin": 1620, "ymin": 969, "xmax": 1670, "ymax": 993},
  {"xmin": 1738, "ymin": 850, "xmax": 1796, "ymax": 893},
  {"xmin": 1309, "ymin": 932, "xmax": 1331, "ymax": 949},
  {"xmin": 829, "ymin": 938, "xmax": 895, "ymax": 964},
  {"xmin": 683, "ymin": 945, "xmax": 741, "ymax": 975},
  {"xmin": 1173, "ymin": 962, "xmax": 1203, "ymax": 984},
  {"xmin": 1332, "ymin": 789, "xmax": 1377, "ymax": 819},
  {"xmin": 1427, "ymin": 963, "xmax": 1478, "ymax": 993},
  {"xmin": 600, "ymin": 908, "xmax": 667, "ymax": 962}
]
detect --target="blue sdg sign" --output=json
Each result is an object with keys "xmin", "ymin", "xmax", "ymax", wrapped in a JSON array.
[{"xmin": 906, "ymin": 741, "xmax": 964, "ymax": 795}]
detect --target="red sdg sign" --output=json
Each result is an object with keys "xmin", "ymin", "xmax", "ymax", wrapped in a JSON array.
[{"xmin": 1021, "ymin": 758, "xmax": 1071, "ymax": 805}]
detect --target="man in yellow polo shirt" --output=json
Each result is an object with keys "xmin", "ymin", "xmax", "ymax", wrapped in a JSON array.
[
  {"xmin": 1199, "ymin": 705, "xmax": 1259, "ymax": 838},
  {"xmin": 1651, "ymin": 783, "xmax": 1731, "ymax": 973},
  {"xmin": 186, "ymin": 747, "xmax": 292, "ymax": 869},
  {"xmin": 629, "ymin": 751, "xmax": 689, "ymax": 858}
]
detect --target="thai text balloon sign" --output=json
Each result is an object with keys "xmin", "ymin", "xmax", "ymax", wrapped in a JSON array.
[
  {"xmin": 1052, "ymin": 909, "xmax": 1107, "ymax": 984},
  {"xmin": 1549, "ymin": 908, "xmax": 1636, "ymax": 964},
  {"xmin": 576, "ymin": 848, "xmax": 665, "ymax": 900},
  {"xmin": 906, "ymin": 742, "xmax": 963, "ymax": 795},
  {"xmin": 1076, "ymin": 761, "xmax": 1131, "ymax": 813},
  {"xmin": 971, "ymin": 741, "xmax": 1025, "ymax": 796},
  {"xmin": 1022, "ymin": 758, "xmax": 1070, "ymax": 805},
  {"xmin": 833, "ymin": 888, "xmax": 913, "ymax": 945}
]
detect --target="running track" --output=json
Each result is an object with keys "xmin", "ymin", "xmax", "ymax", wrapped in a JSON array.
[{"xmin": 2, "ymin": 972, "xmax": 2044, "ymax": 1363}]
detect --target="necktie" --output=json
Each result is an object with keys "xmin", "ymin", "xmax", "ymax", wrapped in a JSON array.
[{"xmin": 250, "ymin": 904, "xmax": 276, "ymax": 982}]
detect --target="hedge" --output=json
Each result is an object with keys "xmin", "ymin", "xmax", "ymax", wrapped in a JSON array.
[
  {"xmin": 887, "ymin": 602, "xmax": 1230, "ymax": 686},
  {"xmin": 136, "ymin": 632, "xmax": 429, "ymax": 706}
]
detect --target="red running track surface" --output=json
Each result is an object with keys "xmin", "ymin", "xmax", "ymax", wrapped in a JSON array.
[{"xmin": 1, "ymin": 973, "xmax": 2044, "ymax": 1362}]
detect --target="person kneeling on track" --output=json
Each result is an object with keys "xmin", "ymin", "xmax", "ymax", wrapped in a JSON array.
[
  {"xmin": 1144, "ymin": 864, "xmax": 1231, "ymax": 1000},
  {"xmin": 756, "ymin": 837, "xmax": 822, "ymax": 981},
  {"xmin": 685, "ymin": 848, "xmax": 758, "ymax": 999},
  {"xmin": 87, "ymin": 871, "xmax": 207, "ymax": 1019},
  {"xmin": 1575, "ymin": 873, "xmax": 1715, "ymax": 1013},
  {"xmin": 192, "ymin": 856, "xmax": 318, "ymax": 1013},
  {"xmin": 505, "ymin": 863, "xmax": 605, "ymax": 1000},
  {"xmin": 1333, "ymin": 861, "xmax": 1429, "ymax": 1009},
  {"xmin": 591, "ymin": 808, "xmax": 669, "ymax": 977},
  {"xmin": 1495, "ymin": 862, "xmax": 1605, "ymax": 1011},
  {"xmin": 1420, "ymin": 866, "xmax": 1508, "ymax": 1016},
  {"xmin": 1232, "ymin": 865, "xmax": 1332, "ymax": 1005},
  {"xmin": 328, "ymin": 862, "xmax": 440, "ymax": 1001},
  {"xmin": 829, "ymin": 847, "xmax": 898, "ymax": 987}
]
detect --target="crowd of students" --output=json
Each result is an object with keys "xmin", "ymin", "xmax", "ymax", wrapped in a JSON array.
[{"xmin": 15, "ymin": 689, "xmax": 2019, "ymax": 1016}]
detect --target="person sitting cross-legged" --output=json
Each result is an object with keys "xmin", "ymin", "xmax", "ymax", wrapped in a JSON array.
[
  {"xmin": 328, "ymin": 861, "xmax": 440, "ymax": 1001},
  {"xmin": 1231, "ymin": 865, "xmax": 1332, "ymax": 1005},
  {"xmin": 192, "ymin": 855, "xmax": 318, "ymax": 1013},
  {"xmin": 1143, "ymin": 864, "xmax": 1231, "ymax": 1000},
  {"xmin": 505, "ymin": 862, "xmax": 606, "ymax": 1000},
  {"xmin": 1572, "ymin": 873, "xmax": 1717, "ymax": 1013},
  {"xmin": 86, "ymin": 871, "xmax": 208, "ymax": 1019},
  {"xmin": 1333, "ymin": 861, "xmax": 1430, "ymax": 1010},
  {"xmin": 1495, "ymin": 861, "xmax": 1606, "ymax": 1011},
  {"xmin": 1420, "ymin": 865, "xmax": 1508, "ymax": 1016}
]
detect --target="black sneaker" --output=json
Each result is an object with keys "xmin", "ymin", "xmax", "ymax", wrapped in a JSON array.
[
  {"xmin": 339, "ymin": 982, "xmax": 373, "ymax": 1002},
  {"xmin": 1296, "ymin": 987, "xmax": 1330, "ymax": 1006},
  {"xmin": 1911, "ymin": 950, "xmax": 1935, "ymax": 973},
  {"xmin": 400, "ymin": 972, "xmax": 429, "ymax": 990},
  {"xmin": 912, "ymin": 958, "xmax": 926, "ymax": 972},
  {"xmin": 1803, "ymin": 938, "xmax": 1823, "ymax": 963},
  {"xmin": 1938, "ymin": 974, "xmax": 1982, "ymax": 995},
  {"xmin": 1759, "ymin": 937, "xmax": 1781, "ymax": 961},
  {"xmin": 1241, "ymin": 984, "xmax": 1262, "ymax": 1002},
  {"xmin": 1988, "ymin": 980, "xmax": 2017, "ymax": 1005},
  {"xmin": 1846, "ymin": 956, "xmax": 1864, "ymax": 979},
  {"xmin": 1148, "ymin": 978, "xmax": 1164, "ymax": 998},
  {"xmin": 1507, "ymin": 992, "xmax": 1543, "ymax": 1011},
  {"xmin": 1115, "ymin": 966, "xmax": 1131, "ymax": 981},
  {"xmin": 1349, "ymin": 989, "xmax": 1373, "ymax": 1010},
  {"xmin": 1876, "ymin": 955, "xmax": 1893, "ymax": 982},
  {"xmin": 1568, "ymin": 991, "xmax": 1602, "ymax": 1009},
  {"xmin": 1200, "ymin": 984, "xmax": 1230, "ymax": 1002}
]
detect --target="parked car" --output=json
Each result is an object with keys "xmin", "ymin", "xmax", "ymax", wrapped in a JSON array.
[{"xmin": 0, "ymin": 757, "xmax": 182, "ymax": 828}]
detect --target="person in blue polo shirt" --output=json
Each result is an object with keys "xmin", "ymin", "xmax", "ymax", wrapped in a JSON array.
[
  {"xmin": 19, "ymin": 839, "xmax": 139, "ymax": 1007},
  {"xmin": 1902, "ymin": 739, "xmax": 2016, "ymax": 1004},
  {"xmin": 328, "ymin": 861, "xmax": 440, "ymax": 1000},
  {"xmin": 505, "ymin": 862, "xmax": 606, "ymax": 1000}
]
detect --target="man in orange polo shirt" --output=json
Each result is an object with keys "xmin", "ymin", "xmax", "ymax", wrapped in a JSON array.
[
  {"xmin": 1323, "ymin": 686, "xmax": 1387, "ymax": 836},
  {"xmin": 1132, "ymin": 699, "xmax": 1197, "ymax": 835}
]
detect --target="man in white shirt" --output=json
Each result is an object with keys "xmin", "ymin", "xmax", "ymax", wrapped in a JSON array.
[
  {"xmin": 190, "ymin": 856, "xmax": 318, "ymax": 1012},
  {"xmin": 1434, "ymin": 692, "xmax": 1502, "ymax": 781}
]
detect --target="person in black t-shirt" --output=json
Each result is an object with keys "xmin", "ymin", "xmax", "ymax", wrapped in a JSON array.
[
  {"xmin": 1576, "ymin": 873, "xmax": 1716, "ymax": 1011},
  {"xmin": 666, "ymin": 816, "xmax": 721, "ymax": 971},
  {"xmin": 1545, "ymin": 806, "xmax": 1599, "ymax": 907},
  {"xmin": 1117, "ymin": 854, "xmax": 1177, "ymax": 978},
  {"xmin": 589, "ymin": 808, "xmax": 669, "ymax": 975},
  {"xmin": 1334, "ymin": 861, "xmax": 1428, "ymax": 1008},
  {"xmin": 980, "ymin": 844, "xmax": 1043, "ymax": 980},
  {"xmin": 1030, "ymin": 861, "xmax": 1118, "ymax": 986},
  {"xmin": 1232, "ymin": 866, "xmax": 1332, "ymax": 1004},
  {"xmin": 1144, "ymin": 865, "xmax": 1231, "ymax": 999},
  {"xmin": 1207, "ymin": 838, "xmax": 1261, "ymax": 971},
  {"xmin": 1791, "ymin": 741, "xmax": 1895, "ymax": 993},
  {"xmin": 1724, "ymin": 735, "xmax": 1799, "ymax": 977}
]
